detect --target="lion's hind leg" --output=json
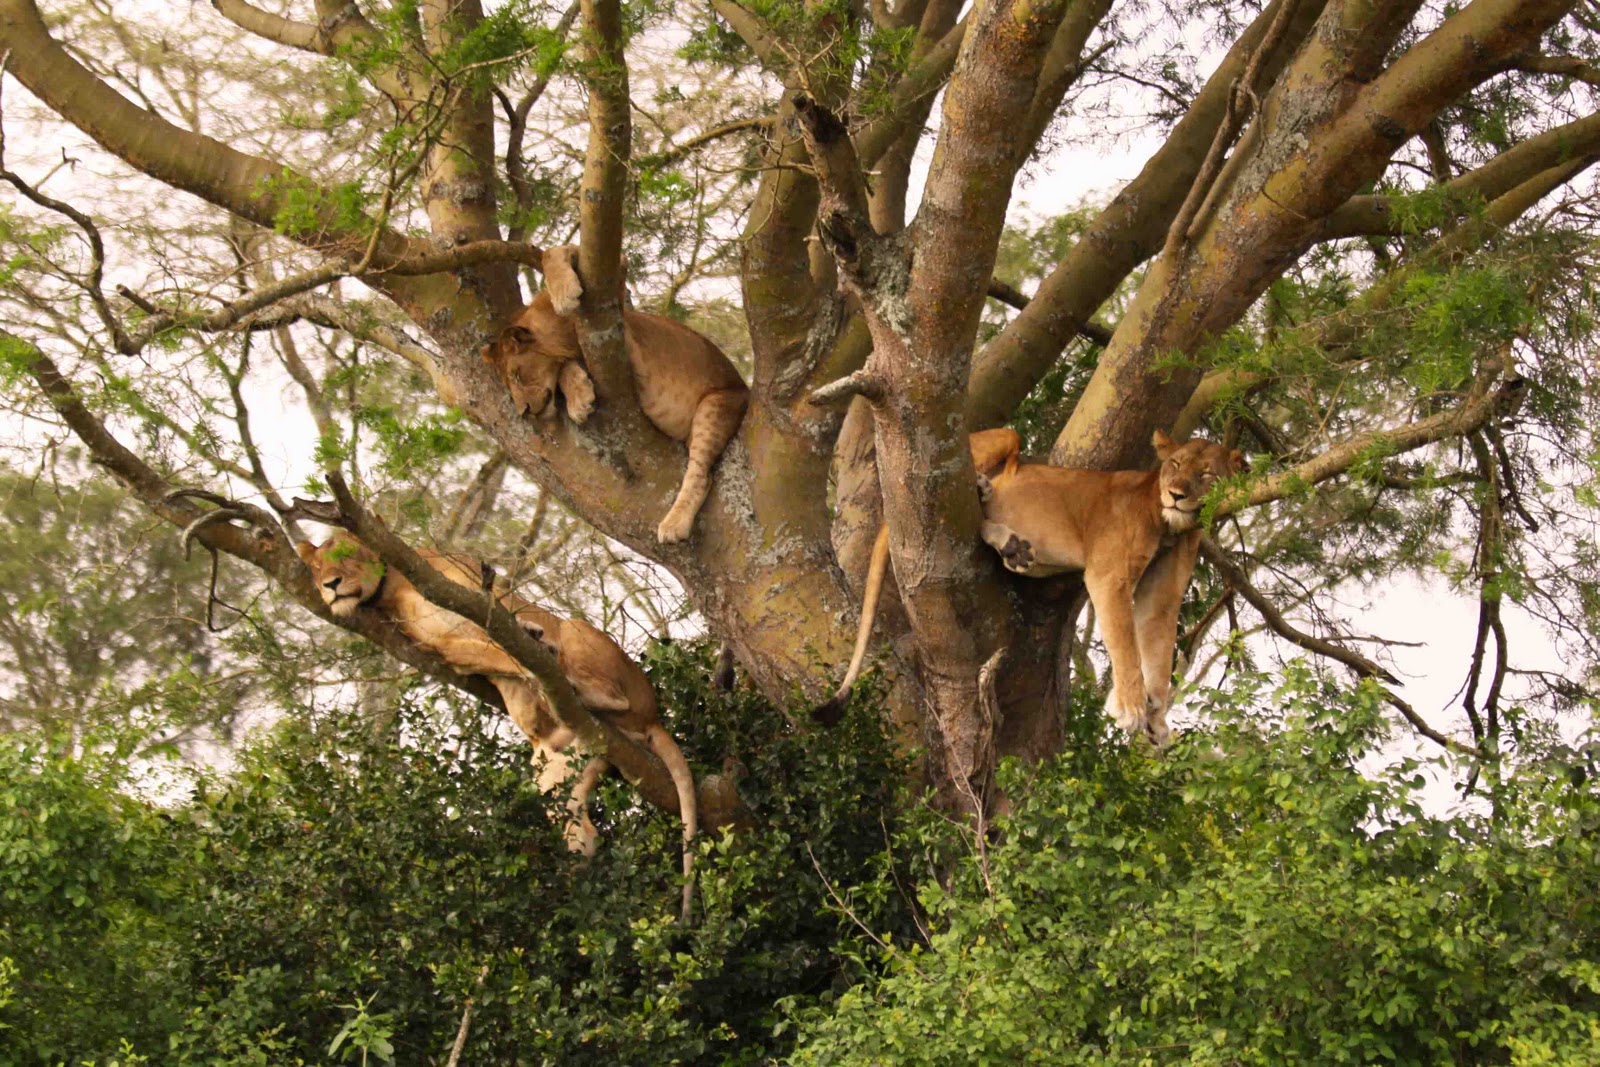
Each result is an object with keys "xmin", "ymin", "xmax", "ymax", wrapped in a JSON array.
[
  {"xmin": 657, "ymin": 387, "xmax": 746, "ymax": 544},
  {"xmin": 981, "ymin": 521, "xmax": 1038, "ymax": 574}
]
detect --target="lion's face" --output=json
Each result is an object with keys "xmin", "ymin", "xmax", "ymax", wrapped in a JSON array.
[
  {"xmin": 482, "ymin": 294, "xmax": 582, "ymax": 420},
  {"xmin": 1152, "ymin": 430, "xmax": 1244, "ymax": 532},
  {"xmin": 295, "ymin": 534, "xmax": 385, "ymax": 617}
]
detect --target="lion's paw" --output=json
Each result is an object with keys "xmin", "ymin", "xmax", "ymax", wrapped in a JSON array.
[
  {"xmin": 565, "ymin": 389, "xmax": 594, "ymax": 424},
  {"xmin": 999, "ymin": 533, "xmax": 1034, "ymax": 573},
  {"xmin": 657, "ymin": 508, "xmax": 694, "ymax": 544},
  {"xmin": 563, "ymin": 369, "xmax": 596, "ymax": 424}
]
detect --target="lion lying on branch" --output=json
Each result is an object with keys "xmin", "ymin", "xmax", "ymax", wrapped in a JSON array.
[
  {"xmin": 294, "ymin": 532, "xmax": 698, "ymax": 917},
  {"xmin": 483, "ymin": 245, "xmax": 748, "ymax": 544}
]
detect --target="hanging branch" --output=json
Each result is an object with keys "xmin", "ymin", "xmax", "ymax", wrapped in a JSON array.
[{"xmin": 1200, "ymin": 536, "xmax": 1483, "ymax": 758}]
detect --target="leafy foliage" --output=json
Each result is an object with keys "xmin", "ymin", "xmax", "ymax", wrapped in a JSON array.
[
  {"xmin": 790, "ymin": 668, "xmax": 1600, "ymax": 1065},
  {"xmin": 0, "ymin": 642, "xmax": 907, "ymax": 1065}
]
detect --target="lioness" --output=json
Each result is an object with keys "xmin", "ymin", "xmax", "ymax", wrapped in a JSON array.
[
  {"xmin": 483, "ymin": 245, "xmax": 749, "ymax": 544},
  {"xmin": 294, "ymin": 534, "xmax": 698, "ymax": 914},
  {"xmin": 813, "ymin": 427, "xmax": 1022, "ymax": 725},
  {"xmin": 978, "ymin": 430, "xmax": 1244, "ymax": 746}
]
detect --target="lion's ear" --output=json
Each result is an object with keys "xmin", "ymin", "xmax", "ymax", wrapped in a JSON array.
[
  {"xmin": 541, "ymin": 245, "xmax": 584, "ymax": 317},
  {"xmin": 485, "ymin": 325, "xmax": 534, "ymax": 367},
  {"xmin": 294, "ymin": 540, "xmax": 318, "ymax": 565},
  {"xmin": 1228, "ymin": 448, "xmax": 1246, "ymax": 473},
  {"xmin": 1151, "ymin": 429, "xmax": 1177, "ymax": 459}
]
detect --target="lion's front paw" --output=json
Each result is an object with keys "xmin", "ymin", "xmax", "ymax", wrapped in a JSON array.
[
  {"xmin": 564, "ymin": 378, "xmax": 596, "ymax": 425},
  {"xmin": 657, "ymin": 507, "xmax": 694, "ymax": 544}
]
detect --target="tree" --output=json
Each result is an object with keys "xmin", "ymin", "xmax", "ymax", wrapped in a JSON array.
[
  {"xmin": 0, "ymin": 0, "xmax": 1595, "ymax": 816},
  {"xmin": 0, "ymin": 460, "xmax": 268, "ymax": 747}
]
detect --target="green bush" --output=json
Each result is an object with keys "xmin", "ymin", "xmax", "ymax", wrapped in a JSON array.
[
  {"xmin": 790, "ymin": 667, "xmax": 1600, "ymax": 1065},
  {"xmin": 1, "ymin": 642, "xmax": 907, "ymax": 1065},
  {"xmin": 5, "ymin": 653, "xmax": 1597, "ymax": 1065}
]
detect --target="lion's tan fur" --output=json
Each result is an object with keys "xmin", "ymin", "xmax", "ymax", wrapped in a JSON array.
[
  {"xmin": 295, "ymin": 534, "xmax": 698, "ymax": 914},
  {"xmin": 483, "ymin": 244, "xmax": 748, "ymax": 543},
  {"xmin": 978, "ymin": 430, "xmax": 1244, "ymax": 746}
]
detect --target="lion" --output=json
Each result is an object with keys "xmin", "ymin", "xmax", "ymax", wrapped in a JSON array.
[
  {"xmin": 294, "ymin": 533, "xmax": 698, "ymax": 918},
  {"xmin": 483, "ymin": 245, "xmax": 749, "ymax": 544},
  {"xmin": 977, "ymin": 429, "xmax": 1244, "ymax": 746},
  {"xmin": 812, "ymin": 427, "xmax": 1023, "ymax": 725}
]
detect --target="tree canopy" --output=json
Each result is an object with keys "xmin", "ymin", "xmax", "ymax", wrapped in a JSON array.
[{"xmin": 0, "ymin": 0, "xmax": 1598, "ymax": 1055}]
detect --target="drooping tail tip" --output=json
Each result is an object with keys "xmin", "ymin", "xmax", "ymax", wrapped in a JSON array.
[{"xmin": 810, "ymin": 692, "xmax": 848, "ymax": 728}]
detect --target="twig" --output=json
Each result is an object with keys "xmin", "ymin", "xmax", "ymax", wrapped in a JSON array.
[
  {"xmin": 444, "ymin": 964, "xmax": 490, "ymax": 1067},
  {"xmin": 1200, "ymin": 536, "xmax": 1482, "ymax": 758}
]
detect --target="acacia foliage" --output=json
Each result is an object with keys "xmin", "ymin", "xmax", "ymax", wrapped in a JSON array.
[{"xmin": 3, "ymin": 653, "xmax": 1598, "ymax": 1064}]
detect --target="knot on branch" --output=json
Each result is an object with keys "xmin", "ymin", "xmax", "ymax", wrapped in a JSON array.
[{"xmin": 791, "ymin": 93, "xmax": 849, "ymax": 145}]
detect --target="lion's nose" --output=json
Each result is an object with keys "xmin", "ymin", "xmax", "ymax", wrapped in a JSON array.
[
  {"xmin": 1168, "ymin": 488, "xmax": 1188, "ymax": 502},
  {"xmin": 324, "ymin": 577, "xmax": 341, "ymax": 591}
]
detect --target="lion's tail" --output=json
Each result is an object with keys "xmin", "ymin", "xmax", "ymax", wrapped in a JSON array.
[
  {"xmin": 646, "ymin": 724, "xmax": 699, "ymax": 925},
  {"xmin": 811, "ymin": 523, "xmax": 891, "ymax": 727}
]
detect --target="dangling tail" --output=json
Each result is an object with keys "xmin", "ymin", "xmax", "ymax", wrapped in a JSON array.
[
  {"xmin": 645, "ymin": 724, "xmax": 699, "ymax": 924},
  {"xmin": 811, "ymin": 523, "xmax": 891, "ymax": 727}
]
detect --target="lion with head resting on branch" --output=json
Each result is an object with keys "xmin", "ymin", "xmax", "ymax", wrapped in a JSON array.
[
  {"xmin": 483, "ymin": 245, "xmax": 748, "ymax": 544},
  {"xmin": 818, "ymin": 428, "xmax": 1242, "ymax": 748},
  {"xmin": 293, "ymin": 531, "xmax": 699, "ymax": 920}
]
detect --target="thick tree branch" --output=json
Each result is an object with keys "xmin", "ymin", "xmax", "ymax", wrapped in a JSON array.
[
  {"xmin": 1321, "ymin": 110, "xmax": 1600, "ymax": 239},
  {"xmin": 966, "ymin": 0, "xmax": 1327, "ymax": 430},
  {"xmin": 1508, "ymin": 52, "xmax": 1600, "ymax": 86},
  {"xmin": 708, "ymin": 0, "xmax": 781, "ymax": 68},
  {"xmin": 1174, "ymin": 153, "xmax": 1596, "ymax": 435},
  {"xmin": 986, "ymin": 279, "xmax": 1112, "ymax": 344},
  {"xmin": 1020, "ymin": 2, "xmax": 1114, "ymax": 147},
  {"xmin": 572, "ymin": 0, "xmax": 632, "ymax": 399},
  {"xmin": 854, "ymin": 12, "xmax": 970, "ymax": 169},
  {"xmin": 1052, "ymin": 0, "xmax": 1573, "ymax": 471}
]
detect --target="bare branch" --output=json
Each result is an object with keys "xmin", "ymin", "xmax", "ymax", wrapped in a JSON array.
[
  {"xmin": 808, "ymin": 369, "xmax": 887, "ymax": 407},
  {"xmin": 209, "ymin": 0, "xmax": 321, "ymax": 52},
  {"xmin": 1220, "ymin": 363, "xmax": 1526, "ymax": 517},
  {"xmin": 1200, "ymin": 536, "xmax": 1482, "ymax": 757},
  {"xmin": 10, "ymin": 332, "xmax": 512, "ymax": 712}
]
